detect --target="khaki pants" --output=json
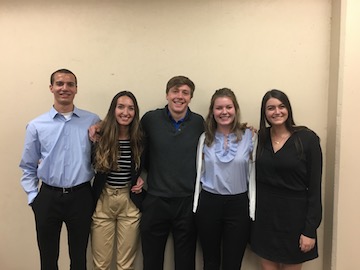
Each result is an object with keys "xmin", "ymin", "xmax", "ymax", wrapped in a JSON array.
[{"xmin": 91, "ymin": 184, "xmax": 140, "ymax": 270}]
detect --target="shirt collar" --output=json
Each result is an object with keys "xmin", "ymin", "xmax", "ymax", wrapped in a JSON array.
[
  {"xmin": 166, "ymin": 106, "xmax": 189, "ymax": 124},
  {"xmin": 50, "ymin": 106, "xmax": 80, "ymax": 119}
]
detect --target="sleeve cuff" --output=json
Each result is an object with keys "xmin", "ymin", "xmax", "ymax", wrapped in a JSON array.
[
  {"xmin": 27, "ymin": 191, "xmax": 38, "ymax": 205},
  {"xmin": 302, "ymin": 227, "xmax": 317, "ymax": 239}
]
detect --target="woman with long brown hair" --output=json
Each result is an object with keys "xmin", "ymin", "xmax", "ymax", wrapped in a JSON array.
[{"xmin": 91, "ymin": 91, "xmax": 145, "ymax": 270}]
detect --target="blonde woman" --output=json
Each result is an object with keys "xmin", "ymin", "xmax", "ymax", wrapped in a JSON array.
[{"xmin": 193, "ymin": 88, "xmax": 255, "ymax": 270}]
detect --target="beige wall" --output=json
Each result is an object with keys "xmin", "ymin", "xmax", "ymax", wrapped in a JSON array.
[
  {"xmin": 1, "ymin": 0, "xmax": 354, "ymax": 269},
  {"xmin": 332, "ymin": 0, "xmax": 360, "ymax": 269}
]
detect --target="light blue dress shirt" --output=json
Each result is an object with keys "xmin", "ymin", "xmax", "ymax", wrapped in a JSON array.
[
  {"xmin": 19, "ymin": 106, "xmax": 100, "ymax": 204},
  {"xmin": 201, "ymin": 129, "xmax": 253, "ymax": 195}
]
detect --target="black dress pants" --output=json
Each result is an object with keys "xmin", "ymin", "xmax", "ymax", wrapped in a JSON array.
[
  {"xmin": 31, "ymin": 183, "xmax": 94, "ymax": 270},
  {"xmin": 140, "ymin": 194, "xmax": 196, "ymax": 270},
  {"xmin": 195, "ymin": 190, "xmax": 250, "ymax": 270}
]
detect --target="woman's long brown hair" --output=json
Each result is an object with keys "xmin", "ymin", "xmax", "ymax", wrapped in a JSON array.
[{"xmin": 94, "ymin": 91, "xmax": 143, "ymax": 172}]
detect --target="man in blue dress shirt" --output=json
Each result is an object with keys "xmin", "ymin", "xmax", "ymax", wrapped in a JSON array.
[{"xmin": 19, "ymin": 69, "xmax": 100, "ymax": 270}]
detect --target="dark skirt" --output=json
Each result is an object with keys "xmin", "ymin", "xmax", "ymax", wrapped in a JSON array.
[{"xmin": 250, "ymin": 183, "xmax": 318, "ymax": 264}]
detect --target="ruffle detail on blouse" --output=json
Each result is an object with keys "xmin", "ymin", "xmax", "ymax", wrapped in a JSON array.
[{"xmin": 214, "ymin": 132, "xmax": 238, "ymax": 163}]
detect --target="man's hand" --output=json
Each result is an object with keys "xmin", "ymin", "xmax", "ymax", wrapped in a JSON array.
[{"xmin": 131, "ymin": 176, "xmax": 144, "ymax": 193}]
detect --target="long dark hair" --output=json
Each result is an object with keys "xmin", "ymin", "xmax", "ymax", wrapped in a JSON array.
[
  {"xmin": 94, "ymin": 91, "xmax": 143, "ymax": 172},
  {"xmin": 257, "ymin": 89, "xmax": 306, "ymax": 158}
]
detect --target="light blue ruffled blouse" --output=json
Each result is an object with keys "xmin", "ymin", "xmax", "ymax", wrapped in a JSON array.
[{"xmin": 201, "ymin": 129, "xmax": 253, "ymax": 195}]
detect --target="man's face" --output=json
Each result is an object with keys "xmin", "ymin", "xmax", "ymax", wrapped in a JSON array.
[
  {"xmin": 166, "ymin": 84, "xmax": 192, "ymax": 117},
  {"xmin": 49, "ymin": 72, "xmax": 77, "ymax": 107}
]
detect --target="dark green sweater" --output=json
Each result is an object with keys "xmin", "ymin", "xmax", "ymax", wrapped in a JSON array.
[{"xmin": 141, "ymin": 106, "xmax": 204, "ymax": 198}]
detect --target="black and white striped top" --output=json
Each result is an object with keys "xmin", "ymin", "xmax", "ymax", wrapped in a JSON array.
[{"xmin": 107, "ymin": 140, "xmax": 132, "ymax": 187}]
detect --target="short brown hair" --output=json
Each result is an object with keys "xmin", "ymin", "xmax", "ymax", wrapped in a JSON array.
[
  {"xmin": 166, "ymin": 76, "xmax": 195, "ymax": 97},
  {"xmin": 50, "ymin": 69, "xmax": 77, "ymax": 86}
]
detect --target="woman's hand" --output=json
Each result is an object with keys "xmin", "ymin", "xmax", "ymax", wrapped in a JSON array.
[
  {"xmin": 299, "ymin": 234, "xmax": 315, "ymax": 253},
  {"xmin": 131, "ymin": 176, "xmax": 144, "ymax": 193}
]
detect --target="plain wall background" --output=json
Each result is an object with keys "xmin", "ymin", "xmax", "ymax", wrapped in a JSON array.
[{"xmin": 1, "ymin": 0, "xmax": 358, "ymax": 269}]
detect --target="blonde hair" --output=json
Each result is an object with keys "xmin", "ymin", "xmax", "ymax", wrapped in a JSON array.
[{"xmin": 204, "ymin": 88, "xmax": 247, "ymax": 146}]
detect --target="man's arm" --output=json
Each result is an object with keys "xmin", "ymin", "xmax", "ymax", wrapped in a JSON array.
[{"xmin": 19, "ymin": 123, "xmax": 41, "ymax": 205}]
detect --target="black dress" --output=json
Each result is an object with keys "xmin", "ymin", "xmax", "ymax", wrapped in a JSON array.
[{"xmin": 251, "ymin": 127, "xmax": 322, "ymax": 264}]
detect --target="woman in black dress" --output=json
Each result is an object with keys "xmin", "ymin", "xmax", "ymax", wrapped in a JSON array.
[{"xmin": 251, "ymin": 89, "xmax": 322, "ymax": 270}]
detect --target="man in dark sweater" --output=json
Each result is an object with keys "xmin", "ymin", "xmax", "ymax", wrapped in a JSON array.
[{"xmin": 140, "ymin": 76, "xmax": 204, "ymax": 270}]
